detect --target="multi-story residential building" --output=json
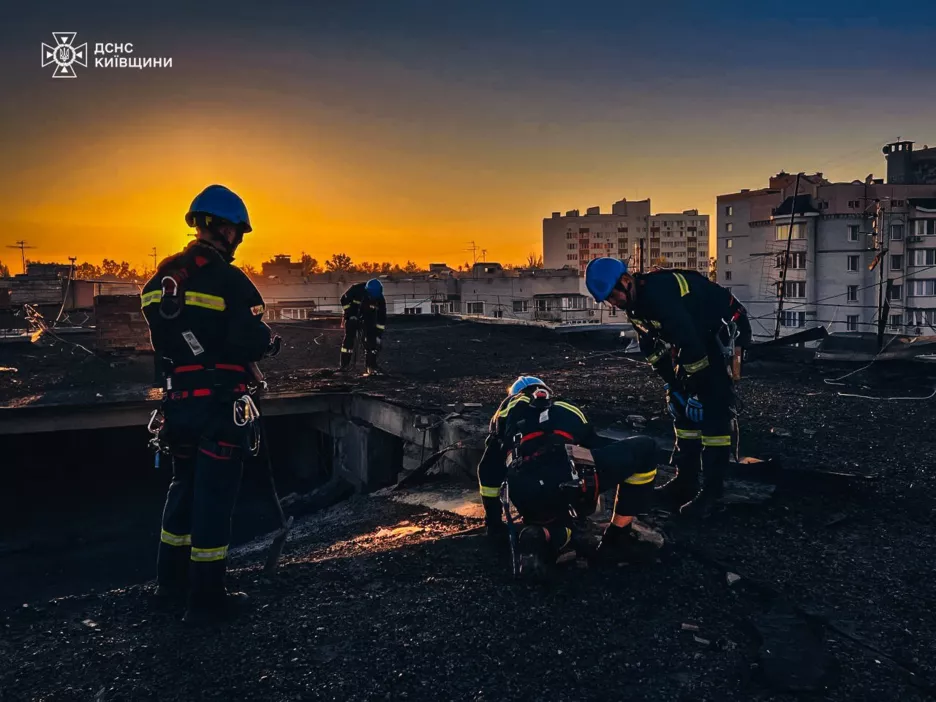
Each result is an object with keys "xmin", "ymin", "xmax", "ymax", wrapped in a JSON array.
[
  {"xmin": 543, "ymin": 199, "xmax": 710, "ymax": 276},
  {"xmin": 716, "ymin": 140, "xmax": 936, "ymax": 340}
]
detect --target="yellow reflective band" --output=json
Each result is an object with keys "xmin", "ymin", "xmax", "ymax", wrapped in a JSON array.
[
  {"xmin": 376, "ymin": 324, "xmax": 386, "ymax": 330},
  {"xmin": 342, "ymin": 304, "xmax": 351, "ymax": 310},
  {"xmin": 184, "ymin": 291, "xmax": 226, "ymax": 311},
  {"xmin": 559, "ymin": 527, "xmax": 572, "ymax": 549},
  {"xmin": 350, "ymin": 300, "xmax": 360, "ymax": 305},
  {"xmin": 251, "ymin": 304, "xmax": 265, "ymax": 316},
  {"xmin": 141, "ymin": 291, "xmax": 162, "ymax": 307},
  {"xmin": 651, "ymin": 320, "xmax": 662, "ymax": 328},
  {"xmin": 675, "ymin": 428, "xmax": 702, "ymax": 439},
  {"xmin": 480, "ymin": 485, "xmax": 500, "ymax": 498},
  {"xmin": 625, "ymin": 469, "xmax": 657, "ymax": 485},
  {"xmin": 160, "ymin": 529, "xmax": 191, "ymax": 547},
  {"xmin": 497, "ymin": 394, "xmax": 531, "ymax": 418},
  {"xmin": 684, "ymin": 357, "xmax": 710, "ymax": 374},
  {"xmin": 674, "ymin": 272, "xmax": 689, "ymax": 297},
  {"xmin": 191, "ymin": 545, "xmax": 228, "ymax": 562},
  {"xmin": 554, "ymin": 401, "xmax": 587, "ymax": 424},
  {"xmin": 340, "ymin": 347, "xmax": 351, "ymax": 353},
  {"xmin": 702, "ymin": 435, "xmax": 731, "ymax": 447}
]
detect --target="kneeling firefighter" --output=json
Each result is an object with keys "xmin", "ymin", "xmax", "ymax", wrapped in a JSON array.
[
  {"xmin": 478, "ymin": 376, "xmax": 659, "ymax": 578},
  {"xmin": 339, "ymin": 278, "xmax": 386, "ymax": 373},
  {"xmin": 142, "ymin": 184, "xmax": 282, "ymax": 625},
  {"xmin": 585, "ymin": 257, "xmax": 752, "ymax": 518}
]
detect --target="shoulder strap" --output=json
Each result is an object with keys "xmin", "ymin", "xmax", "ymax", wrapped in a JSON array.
[{"xmin": 158, "ymin": 244, "xmax": 222, "ymax": 320}]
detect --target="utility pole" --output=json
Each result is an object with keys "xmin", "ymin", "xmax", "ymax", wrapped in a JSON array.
[
  {"xmin": 7, "ymin": 240, "xmax": 36, "ymax": 275},
  {"xmin": 638, "ymin": 239, "xmax": 645, "ymax": 273},
  {"xmin": 151, "ymin": 247, "xmax": 158, "ymax": 271},
  {"xmin": 869, "ymin": 201, "xmax": 890, "ymax": 350},
  {"xmin": 774, "ymin": 173, "xmax": 803, "ymax": 340}
]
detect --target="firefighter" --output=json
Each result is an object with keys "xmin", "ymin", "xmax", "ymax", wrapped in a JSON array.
[
  {"xmin": 338, "ymin": 278, "xmax": 387, "ymax": 373},
  {"xmin": 585, "ymin": 257, "xmax": 752, "ymax": 518},
  {"xmin": 142, "ymin": 184, "xmax": 282, "ymax": 625},
  {"xmin": 478, "ymin": 376, "xmax": 659, "ymax": 579}
]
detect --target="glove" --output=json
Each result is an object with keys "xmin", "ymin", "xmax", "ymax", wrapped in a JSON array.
[
  {"xmin": 685, "ymin": 396, "xmax": 704, "ymax": 424},
  {"xmin": 664, "ymin": 383, "xmax": 686, "ymax": 420},
  {"xmin": 265, "ymin": 334, "xmax": 283, "ymax": 358}
]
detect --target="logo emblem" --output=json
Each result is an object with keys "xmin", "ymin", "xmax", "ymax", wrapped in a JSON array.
[{"xmin": 41, "ymin": 32, "xmax": 88, "ymax": 78}]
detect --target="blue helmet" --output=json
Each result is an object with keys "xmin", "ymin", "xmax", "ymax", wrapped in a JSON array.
[
  {"xmin": 585, "ymin": 257, "xmax": 628, "ymax": 303},
  {"xmin": 507, "ymin": 375, "xmax": 549, "ymax": 396},
  {"xmin": 185, "ymin": 184, "xmax": 252, "ymax": 233},
  {"xmin": 365, "ymin": 278, "xmax": 384, "ymax": 298}
]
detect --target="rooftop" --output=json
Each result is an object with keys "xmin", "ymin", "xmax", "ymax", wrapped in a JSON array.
[{"xmin": 1, "ymin": 318, "xmax": 934, "ymax": 700}]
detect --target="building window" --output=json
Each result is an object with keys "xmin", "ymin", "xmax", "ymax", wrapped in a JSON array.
[
  {"xmin": 847, "ymin": 255, "xmax": 860, "ymax": 272},
  {"xmin": 910, "ymin": 280, "xmax": 936, "ymax": 297},
  {"xmin": 892, "ymin": 200, "xmax": 905, "ymax": 207},
  {"xmin": 725, "ymin": 254, "xmax": 732, "ymax": 264},
  {"xmin": 911, "ymin": 249, "xmax": 936, "ymax": 266},
  {"xmin": 512, "ymin": 300, "xmax": 530, "ymax": 313},
  {"xmin": 889, "ymin": 313, "xmax": 903, "ymax": 328},
  {"xmin": 724, "ymin": 270, "xmax": 732, "ymax": 281},
  {"xmin": 776, "ymin": 251, "xmax": 807, "ymax": 269},
  {"xmin": 579, "ymin": 227, "xmax": 590, "ymax": 234},
  {"xmin": 404, "ymin": 307, "xmax": 424, "ymax": 315},
  {"xmin": 888, "ymin": 283, "xmax": 903, "ymax": 301},
  {"xmin": 846, "ymin": 315, "xmax": 859, "ymax": 331},
  {"xmin": 782, "ymin": 281, "xmax": 806, "ymax": 298},
  {"xmin": 726, "ymin": 238, "xmax": 733, "ymax": 249},
  {"xmin": 847, "ymin": 285, "xmax": 858, "ymax": 302},
  {"xmin": 891, "ymin": 224, "xmax": 904, "ymax": 240},
  {"xmin": 725, "ymin": 205, "xmax": 734, "ymax": 216},
  {"xmin": 890, "ymin": 254, "xmax": 903, "ymax": 270},
  {"xmin": 912, "ymin": 220, "xmax": 936, "ymax": 237},
  {"xmin": 848, "ymin": 200, "xmax": 861, "ymax": 208},
  {"xmin": 847, "ymin": 225, "xmax": 860, "ymax": 242},
  {"xmin": 782, "ymin": 311, "xmax": 806, "ymax": 328},
  {"xmin": 466, "ymin": 301, "xmax": 484, "ymax": 315},
  {"xmin": 725, "ymin": 222, "xmax": 734, "ymax": 233},
  {"xmin": 775, "ymin": 223, "xmax": 806, "ymax": 240}
]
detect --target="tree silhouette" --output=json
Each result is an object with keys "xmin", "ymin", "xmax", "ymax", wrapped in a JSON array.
[
  {"xmin": 300, "ymin": 253, "xmax": 322, "ymax": 275},
  {"xmin": 403, "ymin": 260, "xmax": 420, "ymax": 274},
  {"xmin": 325, "ymin": 253, "xmax": 354, "ymax": 272},
  {"xmin": 708, "ymin": 257, "xmax": 717, "ymax": 282},
  {"xmin": 525, "ymin": 253, "xmax": 544, "ymax": 269},
  {"xmin": 0, "ymin": 260, "xmax": 12, "ymax": 278}
]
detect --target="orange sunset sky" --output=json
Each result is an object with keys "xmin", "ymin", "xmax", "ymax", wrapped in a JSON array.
[{"xmin": 3, "ymin": 2, "xmax": 936, "ymax": 273}]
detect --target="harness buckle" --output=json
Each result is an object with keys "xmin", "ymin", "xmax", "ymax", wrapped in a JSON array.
[{"xmin": 159, "ymin": 275, "xmax": 182, "ymax": 320}]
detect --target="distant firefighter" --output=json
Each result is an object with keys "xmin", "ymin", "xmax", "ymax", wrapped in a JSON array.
[
  {"xmin": 141, "ymin": 184, "xmax": 282, "ymax": 625},
  {"xmin": 586, "ymin": 257, "xmax": 751, "ymax": 518},
  {"xmin": 478, "ymin": 375, "xmax": 659, "ymax": 579},
  {"xmin": 338, "ymin": 278, "xmax": 386, "ymax": 374}
]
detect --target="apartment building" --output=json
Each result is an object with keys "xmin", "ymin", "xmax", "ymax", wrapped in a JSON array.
[
  {"xmin": 542, "ymin": 198, "xmax": 710, "ymax": 276},
  {"xmin": 716, "ymin": 140, "xmax": 936, "ymax": 340}
]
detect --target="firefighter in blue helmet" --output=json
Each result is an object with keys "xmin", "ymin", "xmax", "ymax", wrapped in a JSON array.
[
  {"xmin": 339, "ymin": 278, "xmax": 387, "ymax": 373},
  {"xmin": 478, "ymin": 375, "xmax": 660, "ymax": 579},
  {"xmin": 142, "ymin": 184, "xmax": 282, "ymax": 625},
  {"xmin": 586, "ymin": 257, "xmax": 751, "ymax": 518}
]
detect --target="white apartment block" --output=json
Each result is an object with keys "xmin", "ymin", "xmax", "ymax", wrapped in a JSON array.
[
  {"xmin": 543, "ymin": 198, "xmax": 710, "ymax": 276},
  {"xmin": 716, "ymin": 140, "xmax": 936, "ymax": 340}
]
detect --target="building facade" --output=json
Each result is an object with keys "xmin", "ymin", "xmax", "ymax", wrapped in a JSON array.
[
  {"xmin": 716, "ymin": 140, "xmax": 936, "ymax": 340},
  {"xmin": 542, "ymin": 198, "xmax": 710, "ymax": 276}
]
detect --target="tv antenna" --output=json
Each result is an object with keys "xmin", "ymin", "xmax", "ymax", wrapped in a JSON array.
[
  {"xmin": 465, "ymin": 241, "xmax": 480, "ymax": 265},
  {"xmin": 7, "ymin": 240, "xmax": 36, "ymax": 274}
]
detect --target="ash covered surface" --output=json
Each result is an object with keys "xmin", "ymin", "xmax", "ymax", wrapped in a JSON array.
[{"xmin": 2, "ymin": 318, "xmax": 936, "ymax": 699}]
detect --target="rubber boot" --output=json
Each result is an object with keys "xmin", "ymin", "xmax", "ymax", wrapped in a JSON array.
[
  {"xmin": 679, "ymin": 446, "xmax": 728, "ymax": 519},
  {"xmin": 594, "ymin": 523, "xmax": 657, "ymax": 565},
  {"xmin": 364, "ymin": 350, "xmax": 380, "ymax": 375},
  {"xmin": 183, "ymin": 560, "xmax": 250, "ymax": 626},
  {"xmin": 517, "ymin": 526, "xmax": 549, "ymax": 581},
  {"xmin": 654, "ymin": 461, "xmax": 700, "ymax": 511},
  {"xmin": 338, "ymin": 350, "xmax": 353, "ymax": 372},
  {"xmin": 152, "ymin": 542, "xmax": 189, "ymax": 607}
]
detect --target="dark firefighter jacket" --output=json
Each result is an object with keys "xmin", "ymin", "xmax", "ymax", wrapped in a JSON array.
[
  {"xmin": 477, "ymin": 393, "xmax": 596, "ymax": 499},
  {"xmin": 141, "ymin": 241, "xmax": 273, "ymax": 387},
  {"xmin": 626, "ymin": 269, "xmax": 746, "ymax": 389},
  {"xmin": 341, "ymin": 282, "xmax": 387, "ymax": 336}
]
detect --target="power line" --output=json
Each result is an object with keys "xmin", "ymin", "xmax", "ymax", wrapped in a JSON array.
[{"xmin": 6, "ymin": 240, "xmax": 36, "ymax": 275}]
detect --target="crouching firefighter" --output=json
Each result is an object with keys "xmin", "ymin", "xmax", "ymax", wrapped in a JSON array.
[
  {"xmin": 339, "ymin": 278, "xmax": 386, "ymax": 373},
  {"xmin": 142, "ymin": 184, "xmax": 283, "ymax": 625},
  {"xmin": 478, "ymin": 376, "xmax": 659, "ymax": 579},
  {"xmin": 585, "ymin": 257, "xmax": 752, "ymax": 519}
]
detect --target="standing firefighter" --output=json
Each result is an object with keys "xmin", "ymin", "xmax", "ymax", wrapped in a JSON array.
[
  {"xmin": 478, "ymin": 376, "xmax": 659, "ymax": 579},
  {"xmin": 585, "ymin": 257, "xmax": 751, "ymax": 518},
  {"xmin": 142, "ymin": 184, "xmax": 282, "ymax": 625},
  {"xmin": 339, "ymin": 278, "xmax": 386, "ymax": 373}
]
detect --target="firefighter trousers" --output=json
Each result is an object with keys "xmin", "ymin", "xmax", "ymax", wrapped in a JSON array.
[
  {"xmin": 156, "ymin": 436, "xmax": 243, "ymax": 606},
  {"xmin": 513, "ymin": 436, "xmax": 658, "ymax": 553},
  {"xmin": 340, "ymin": 317, "xmax": 379, "ymax": 368}
]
